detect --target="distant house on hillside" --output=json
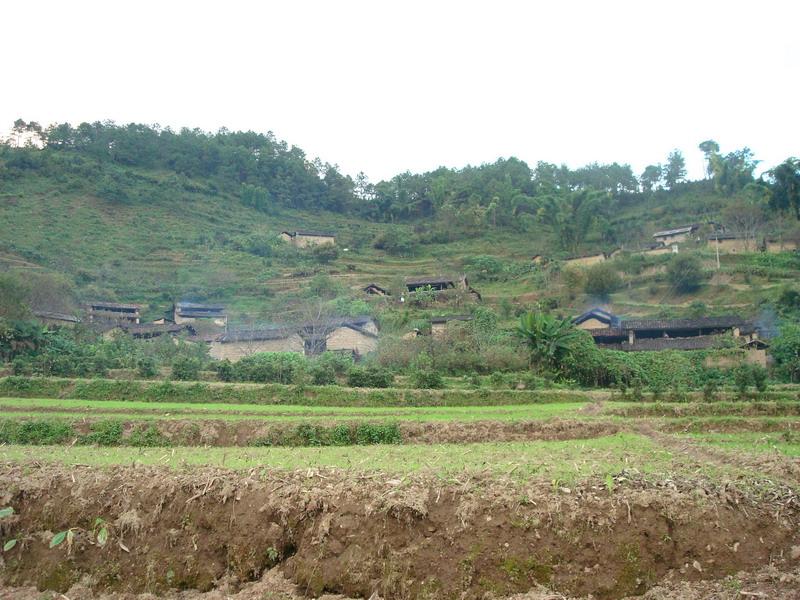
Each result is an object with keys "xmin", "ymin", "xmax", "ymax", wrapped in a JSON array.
[
  {"xmin": 653, "ymin": 224, "xmax": 698, "ymax": 245},
  {"xmin": 707, "ymin": 234, "xmax": 799, "ymax": 254},
  {"xmin": 33, "ymin": 311, "xmax": 81, "ymax": 328},
  {"xmin": 404, "ymin": 275, "xmax": 481, "ymax": 300},
  {"xmin": 87, "ymin": 301, "xmax": 141, "ymax": 324},
  {"xmin": 280, "ymin": 230, "xmax": 336, "ymax": 248},
  {"xmin": 173, "ymin": 303, "xmax": 227, "ymax": 327}
]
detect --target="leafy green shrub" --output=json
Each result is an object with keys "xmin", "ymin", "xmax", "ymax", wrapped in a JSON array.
[
  {"xmin": 346, "ymin": 365, "xmax": 394, "ymax": 388},
  {"xmin": 128, "ymin": 424, "xmax": 170, "ymax": 447},
  {"xmin": 666, "ymin": 254, "xmax": 706, "ymax": 293},
  {"xmin": 0, "ymin": 419, "xmax": 73, "ymax": 444},
  {"xmin": 136, "ymin": 356, "xmax": 158, "ymax": 378},
  {"xmin": 310, "ymin": 243, "xmax": 339, "ymax": 264},
  {"xmin": 79, "ymin": 420, "xmax": 123, "ymax": 445},
  {"xmin": 489, "ymin": 371, "xmax": 507, "ymax": 388},
  {"xmin": 309, "ymin": 362, "xmax": 336, "ymax": 385},
  {"xmin": 233, "ymin": 352, "xmax": 306, "ymax": 384},
  {"xmin": 411, "ymin": 368, "xmax": 444, "ymax": 389},
  {"xmin": 215, "ymin": 359, "xmax": 234, "ymax": 382},
  {"xmin": 172, "ymin": 356, "xmax": 202, "ymax": 381},
  {"xmin": 583, "ymin": 263, "xmax": 621, "ymax": 300},
  {"xmin": 354, "ymin": 423, "xmax": 401, "ymax": 445}
]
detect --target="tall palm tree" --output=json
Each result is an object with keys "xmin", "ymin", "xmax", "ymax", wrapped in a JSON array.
[{"xmin": 516, "ymin": 312, "xmax": 581, "ymax": 370}]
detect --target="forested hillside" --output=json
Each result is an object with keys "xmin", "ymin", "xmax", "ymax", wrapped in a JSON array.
[{"xmin": 1, "ymin": 120, "xmax": 800, "ymax": 325}]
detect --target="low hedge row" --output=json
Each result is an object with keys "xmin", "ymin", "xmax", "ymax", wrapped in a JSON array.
[{"xmin": 0, "ymin": 376, "xmax": 590, "ymax": 407}]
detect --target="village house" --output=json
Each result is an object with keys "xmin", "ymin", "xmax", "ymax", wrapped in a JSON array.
[
  {"xmin": 208, "ymin": 316, "xmax": 379, "ymax": 361},
  {"xmin": 280, "ymin": 230, "xmax": 336, "ymax": 248},
  {"xmin": 208, "ymin": 328, "xmax": 304, "ymax": 361},
  {"xmin": 576, "ymin": 309, "xmax": 767, "ymax": 365},
  {"xmin": 404, "ymin": 275, "xmax": 481, "ymax": 301},
  {"xmin": 33, "ymin": 311, "xmax": 81, "ymax": 328},
  {"xmin": 431, "ymin": 315, "xmax": 473, "ymax": 338},
  {"xmin": 707, "ymin": 234, "xmax": 799, "ymax": 254},
  {"xmin": 173, "ymin": 302, "xmax": 228, "ymax": 327},
  {"xmin": 652, "ymin": 224, "xmax": 698, "ymax": 245},
  {"xmin": 87, "ymin": 301, "xmax": 141, "ymax": 324}
]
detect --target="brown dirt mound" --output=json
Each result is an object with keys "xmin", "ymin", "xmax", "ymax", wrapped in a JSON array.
[{"xmin": 1, "ymin": 464, "xmax": 798, "ymax": 600}]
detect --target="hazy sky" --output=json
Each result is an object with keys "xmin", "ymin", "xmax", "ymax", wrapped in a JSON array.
[{"xmin": 3, "ymin": 1, "xmax": 798, "ymax": 181}]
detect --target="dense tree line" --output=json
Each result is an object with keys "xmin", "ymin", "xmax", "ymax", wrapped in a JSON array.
[{"xmin": 2, "ymin": 120, "xmax": 799, "ymax": 250}]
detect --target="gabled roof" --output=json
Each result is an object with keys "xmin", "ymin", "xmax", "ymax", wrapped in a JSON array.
[
  {"xmin": 176, "ymin": 302, "xmax": 226, "ymax": 311},
  {"xmin": 125, "ymin": 323, "xmax": 194, "ymax": 337},
  {"xmin": 282, "ymin": 230, "xmax": 335, "ymax": 238},
  {"xmin": 219, "ymin": 328, "xmax": 294, "ymax": 342},
  {"xmin": 33, "ymin": 311, "xmax": 81, "ymax": 323},
  {"xmin": 653, "ymin": 225, "xmax": 698, "ymax": 238},
  {"xmin": 175, "ymin": 302, "xmax": 226, "ymax": 318},
  {"xmin": 88, "ymin": 301, "xmax": 141, "ymax": 310},
  {"xmin": 573, "ymin": 308, "xmax": 621, "ymax": 327},
  {"xmin": 405, "ymin": 276, "xmax": 460, "ymax": 286}
]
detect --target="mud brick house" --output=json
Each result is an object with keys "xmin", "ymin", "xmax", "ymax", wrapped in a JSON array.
[
  {"xmin": 87, "ymin": 301, "xmax": 141, "ymax": 324},
  {"xmin": 280, "ymin": 230, "xmax": 336, "ymax": 248},
  {"xmin": 404, "ymin": 275, "xmax": 481, "ymax": 301},
  {"xmin": 652, "ymin": 224, "xmax": 698, "ymax": 245},
  {"xmin": 208, "ymin": 316, "xmax": 379, "ymax": 361},
  {"xmin": 430, "ymin": 315, "xmax": 473, "ymax": 338},
  {"xmin": 173, "ymin": 303, "xmax": 228, "ymax": 327},
  {"xmin": 33, "ymin": 311, "xmax": 81, "ymax": 328},
  {"xmin": 299, "ymin": 316, "xmax": 379, "ymax": 357},
  {"xmin": 707, "ymin": 234, "xmax": 799, "ymax": 254},
  {"xmin": 208, "ymin": 328, "xmax": 304, "ymax": 361},
  {"xmin": 563, "ymin": 252, "xmax": 607, "ymax": 268}
]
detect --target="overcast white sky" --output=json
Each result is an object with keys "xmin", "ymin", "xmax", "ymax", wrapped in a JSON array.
[{"xmin": 2, "ymin": 0, "xmax": 798, "ymax": 181}]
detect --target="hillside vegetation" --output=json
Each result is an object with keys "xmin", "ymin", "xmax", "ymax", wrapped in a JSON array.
[{"xmin": 2, "ymin": 121, "xmax": 799, "ymax": 324}]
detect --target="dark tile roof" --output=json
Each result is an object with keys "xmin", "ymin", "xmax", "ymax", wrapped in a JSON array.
[
  {"xmin": 33, "ymin": 311, "xmax": 81, "ymax": 323},
  {"xmin": 176, "ymin": 302, "xmax": 226, "ymax": 311},
  {"xmin": 219, "ymin": 328, "xmax": 293, "ymax": 342},
  {"xmin": 431, "ymin": 315, "xmax": 473, "ymax": 324},
  {"xmin": 620, "ymin": 315, "xmax": 745, "ymax": 331},
  {"xmin": 89, "ymin": 301, "xmax": 141, "ymax": 310},
  {"xmin": 125, "ymin": 323, "xmax": 193, "ymax": 336},
  {"xmin": 405, "ymin": 276, "xmax": 459, "ymax": 286},
  {"xmin": 653, "ymin": 224, "xmax": 698, "ymax": 238},
  {"xmin": 363, "ymin": 283, "xmax": 390, "ymax": 294},
  {"xmin": 282, "ymin": 230, "xmax": 336, "ymax": 238},
  {"xmin": 598, "ymin": 335, "xmax": 731, "ymax": 352}
]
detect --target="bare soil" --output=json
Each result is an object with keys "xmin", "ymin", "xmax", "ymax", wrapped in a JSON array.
[{"xmin": 1, "ymin": 463, "xmax": 799, "ymax": 600}]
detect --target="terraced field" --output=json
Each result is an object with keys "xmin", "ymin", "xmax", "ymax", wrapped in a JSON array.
[{"xmin": 2, "ymin": 378, "xmax": 800, "ymax": 599}]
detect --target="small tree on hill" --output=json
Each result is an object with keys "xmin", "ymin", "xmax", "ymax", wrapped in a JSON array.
[
  {"xmin": 666, "ymin": 254, "xmax": 706, "ymax": 293},
  {"xmin": 584, "ymin": 263, "xmax": 622, "ymax": 300}
]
